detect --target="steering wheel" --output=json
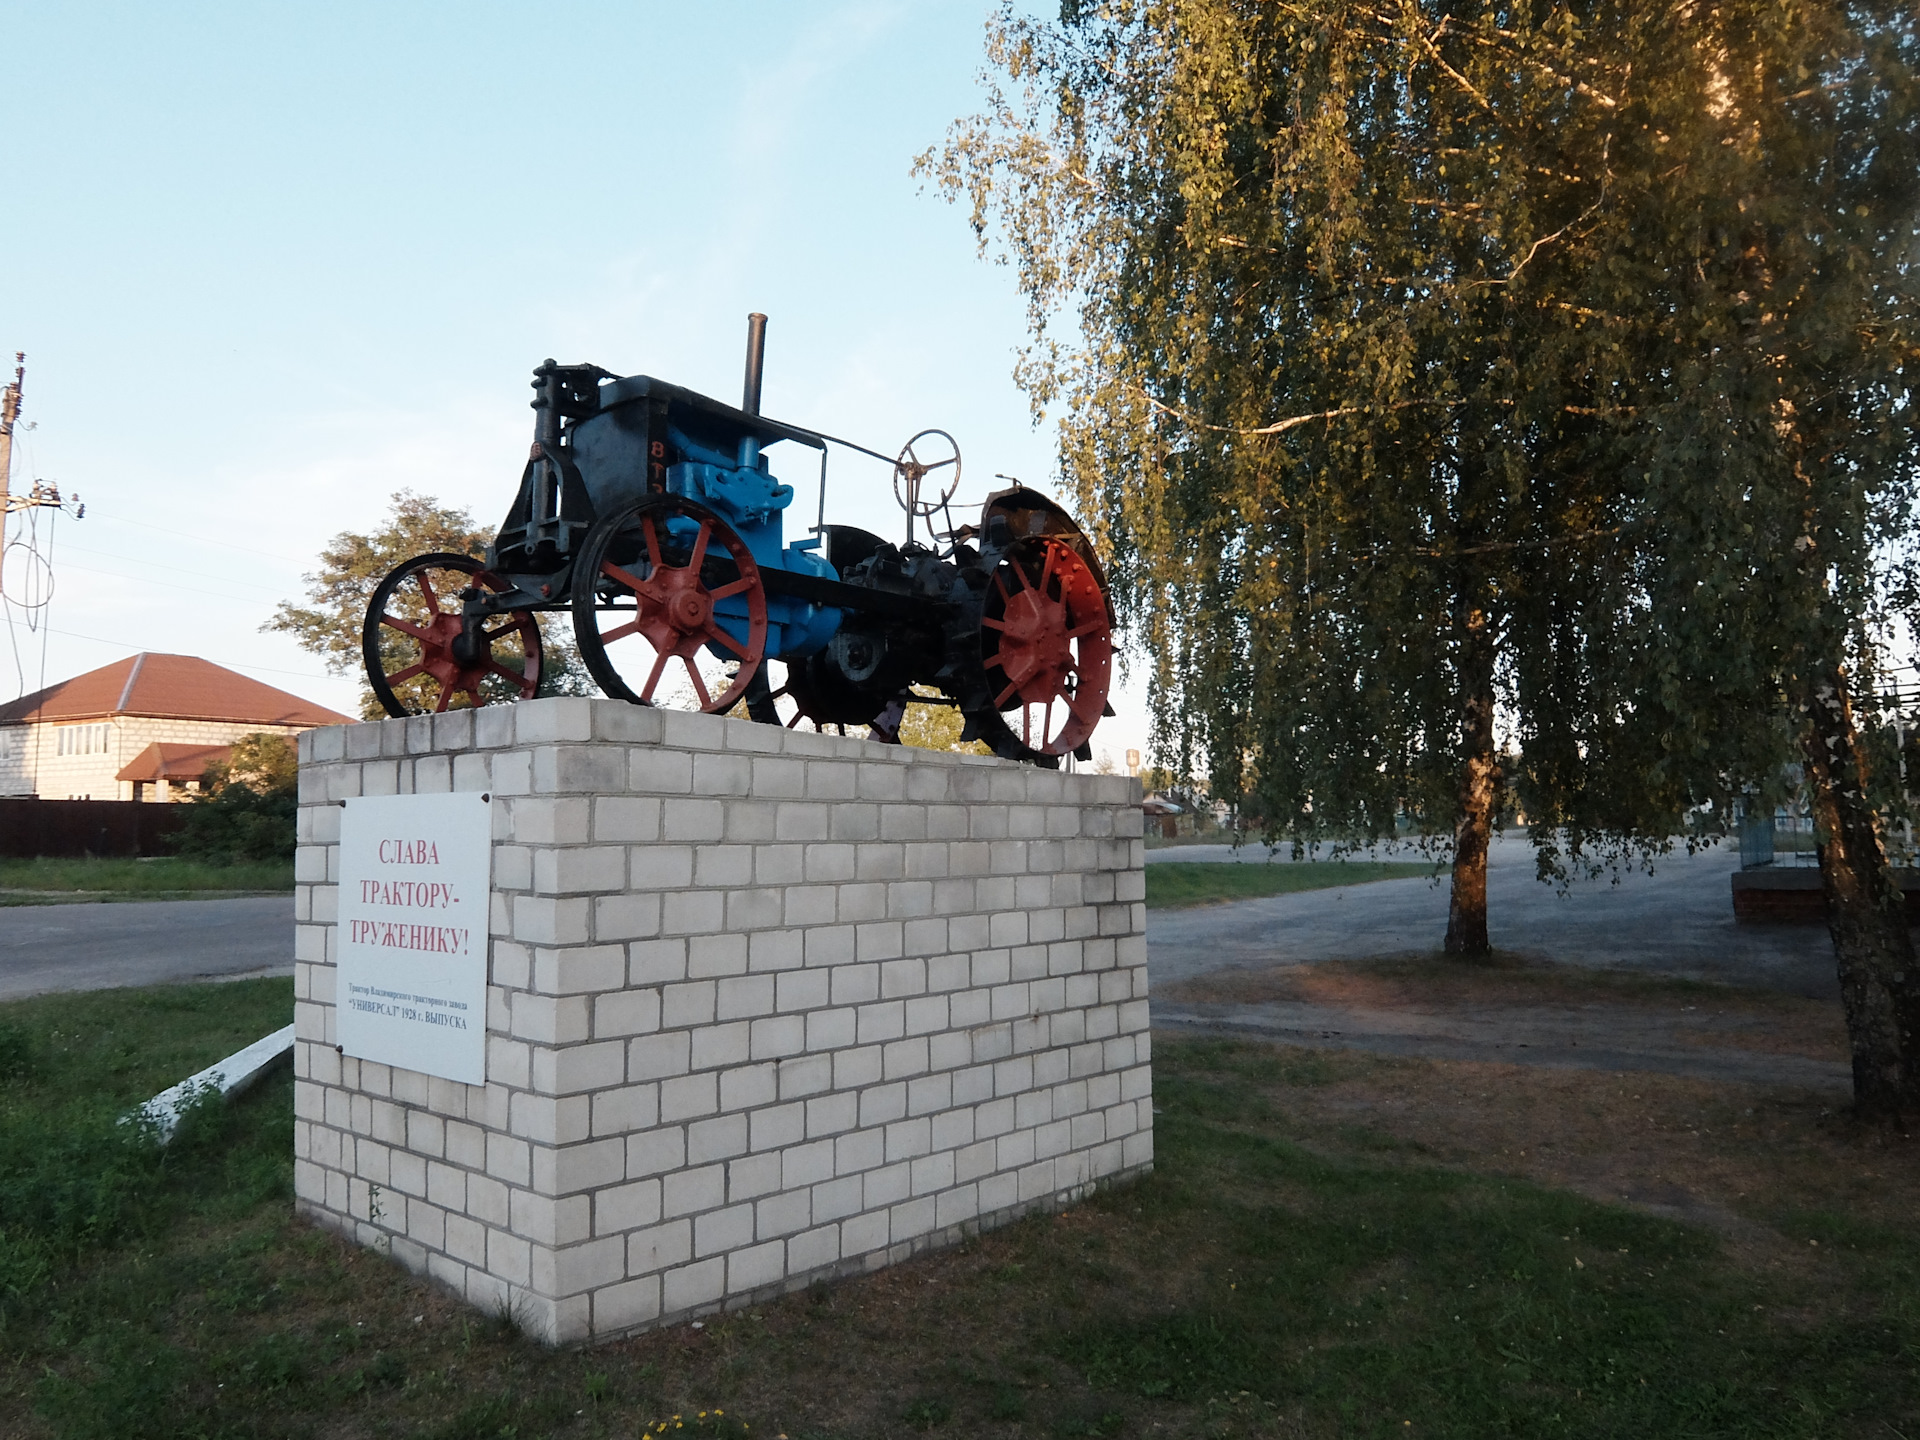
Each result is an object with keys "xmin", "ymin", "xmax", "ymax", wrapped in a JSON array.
[{"xmin": 893, "ymin": 429, "xmax": 963, "ymax": 536}]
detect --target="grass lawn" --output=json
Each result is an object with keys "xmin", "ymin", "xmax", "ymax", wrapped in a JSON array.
[
  {"xmin": 4, "ymin": 980, "xmax": 1916, "ymax": 1438},
  {"xmin": 0, "ymin": 857, "xmax": 295, "ymax": 904},
  {"xmin": 1146, "ymin": 860, "xmax": 1435, "ymax": 909}
]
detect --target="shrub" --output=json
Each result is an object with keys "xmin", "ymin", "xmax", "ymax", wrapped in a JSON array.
[{"xmin": 168, "ymin": 733, "xmax": 298, "ymax": 864}]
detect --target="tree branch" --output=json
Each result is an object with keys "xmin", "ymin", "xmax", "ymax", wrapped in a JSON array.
[
  {"xmin": 1414, "ymin": 524, "xmax": 1637, "ymax": 558},
  {"xmin": 1131, "ymin": 388, "xmax": 1465, "ymax": 436}
]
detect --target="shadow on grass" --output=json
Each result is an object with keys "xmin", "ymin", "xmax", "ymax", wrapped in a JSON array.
[{"xmin": 3, "ymin": 983, "xmax": 1915, "ymax": 1438}]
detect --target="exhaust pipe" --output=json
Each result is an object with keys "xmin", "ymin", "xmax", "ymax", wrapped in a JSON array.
[{"xmin": 742, "ymin": 312, "xmax": 768, "ymax": 416}]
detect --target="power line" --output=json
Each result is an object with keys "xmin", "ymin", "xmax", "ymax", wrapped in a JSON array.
[
  {"xmin": 57, "ymin": 541, "xmax": 289, "ymax": 596},
  {"xmin": 56, "ymin": 558, "xmax": 289, "ymax": 607},
  {"xmin": 84, "ymin": 511, "xmax": 310, "ymax": 566},
  {"xmin": 34, "ymin": 622, "xmax": 339, "ymax": 685}
]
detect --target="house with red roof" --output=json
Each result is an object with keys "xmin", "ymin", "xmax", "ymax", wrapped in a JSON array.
[{"xmin": 0, "ymin": 653, "xmax": 349, "ymax": 801}]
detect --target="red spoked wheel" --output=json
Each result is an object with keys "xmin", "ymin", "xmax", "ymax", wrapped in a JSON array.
[
  {"xmin": 572, "ymin": 495, "xmax": 768, "ymax": 712},
  {"xmin": 361, "ymin": 552, "xmax": 543, "ymax": 718},
  {"xmin": 977, "ymin": 537, "xmax": 1113, "ymax": 760}
]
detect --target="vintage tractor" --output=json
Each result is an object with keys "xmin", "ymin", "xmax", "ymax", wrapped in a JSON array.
[{"xmin": 361, "ymin": 315, "xmax": 1114, "ymax": 766}]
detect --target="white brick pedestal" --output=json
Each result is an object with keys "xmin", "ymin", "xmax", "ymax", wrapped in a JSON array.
[{"xmin": 292, "ymin": 697, "xmax": 1151, "ymax": 1344}]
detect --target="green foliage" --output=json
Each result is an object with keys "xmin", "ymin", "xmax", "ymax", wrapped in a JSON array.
[
  {"xmin": 265, "ymin": 489, "xmax": 593, "ymax": 719},
  {"xmin": 0, "ymin": 856, "xmax": 293, "ymax": 899},
  {"xmin": 0, "ymin": 978, "xmax": 293, "ymax": 1332},
  {"xmin": 925, "ymin": 3, "xmax": 1920, "ymax": 875},
  {"xmin": 896, "ymin": 685, "xmax": 991, "ymax": 755},
  {"xmin": 0, "ymin": 1022, "xmax": 40, "ymax": 1082},
  {"xmin": 168, "ymin": 732, "xmax": 298, "ymax": 864},
  {"xmin": 0, "ymin": 1098, "xmax": 193, "ymax": 1310},
  {"xmin": 206, "ymin": 730, "xmax": 299, "ymax": 794},
  {"xmin": 1137, "ymin": 765, "xmax": 1184, "ymax": 796},
  {"xmin": 901, "ymin": 1394, "xmax": 952, "ymax": 1428},
  {"xmin": 266, "ymin": 490, "xmax": 484, "ymax": 691}
]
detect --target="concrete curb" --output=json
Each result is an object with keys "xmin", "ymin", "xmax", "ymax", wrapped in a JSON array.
[{"xmin": 132, "ymin": 1023, "xmax": 295, "ymax": 1143}]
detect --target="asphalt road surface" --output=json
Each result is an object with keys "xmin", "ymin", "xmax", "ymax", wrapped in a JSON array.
[
  {"xmin": 1147, "ymin": 833, "xmax": 1837, "ymax": 998},
  {"xmin": 0, "ymin": 833, "xmax": 1837, "ymax": 1030},
  {"xmin": 1146, "ymin": 833, "xmax": 1849, "ymax": 1084},
  {"xmin": 0, "ymin": 896, "xmax": 294, "ymax": 1001}
]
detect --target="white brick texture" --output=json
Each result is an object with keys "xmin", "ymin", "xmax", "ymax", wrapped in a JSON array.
[{"xmin": 293, "ymin": 697, "xmax": 1150, "ymax": 1345}]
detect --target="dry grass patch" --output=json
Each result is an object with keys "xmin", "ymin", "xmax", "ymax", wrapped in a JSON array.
[
  {"xmin": 1162, "ymin": 954, "xmax": 1849, "ymax": 1065},
  {"xmin": 1276, "ymin": 1046, "xmax": 1913, "ymax": 1266}
]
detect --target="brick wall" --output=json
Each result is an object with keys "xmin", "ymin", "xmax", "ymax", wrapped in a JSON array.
[{"xmin": 292, "ymin": 696, "xmax": 1151, "ymax": 1344}]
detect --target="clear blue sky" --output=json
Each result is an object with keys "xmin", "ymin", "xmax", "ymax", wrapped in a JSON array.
[{"xmin": 0, "ymin": 1, "xmax": 1149, "ymax": 764}]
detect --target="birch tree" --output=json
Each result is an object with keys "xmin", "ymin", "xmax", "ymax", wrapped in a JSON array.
[{"xmin": 927, "ymin": 1, "xmax": 1920, "ymax": 1113}]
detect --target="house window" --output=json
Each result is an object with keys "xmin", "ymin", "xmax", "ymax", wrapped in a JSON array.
[{"xmin": 56, "ymin": 724, "xmax": 111, "ymax": 756}]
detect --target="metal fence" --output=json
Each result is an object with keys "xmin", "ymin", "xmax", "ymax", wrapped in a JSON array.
[
  {"xmin": 1739, "ymin": 805, "xmax": 1920, "ymax": 870},
  {"xmin": 0, "ymin": 798, "xmax": 186, "ymax": 858}
]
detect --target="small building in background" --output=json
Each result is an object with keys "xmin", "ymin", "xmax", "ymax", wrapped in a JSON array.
[{"xmin": 0, "ymin": 653, "xmax": 348, "ymax": 801}]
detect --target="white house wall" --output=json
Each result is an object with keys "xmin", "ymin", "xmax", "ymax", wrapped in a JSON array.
[{"xmin": 0, "ymin": 717, "xmax": 310, "ymax": 800}]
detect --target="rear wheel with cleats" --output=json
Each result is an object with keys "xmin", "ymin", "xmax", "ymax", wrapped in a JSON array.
[{"xmin": 969, "ymin": 536, "xmax": 1112, "ymax": 763}]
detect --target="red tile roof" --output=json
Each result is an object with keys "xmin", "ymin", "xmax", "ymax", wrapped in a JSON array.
[
  {"xmin": 0, "ymin": 653, "xmax": 349, "ymax": 727},
  {"xmin": 116, "ymin": 742, "xmax": 232, "ymax": 783}
]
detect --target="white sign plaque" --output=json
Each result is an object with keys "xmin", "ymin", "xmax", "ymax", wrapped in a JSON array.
[{"xmin": 337, "ymin": 791, "xmax": 491, "ymax": 1084}]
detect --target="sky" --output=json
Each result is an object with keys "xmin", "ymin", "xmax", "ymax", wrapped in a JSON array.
[{"xmin": 0, "ymin": 1, "xmax": 1150, "ymax": 769}]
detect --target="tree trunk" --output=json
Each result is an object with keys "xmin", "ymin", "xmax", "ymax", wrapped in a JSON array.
[
  {"xmin": 1446, "ymin": 600, "xmax": 1498, "ymax": 956},
  {"xmin": 1802, "ymin": 663, "xmax": 1920, "ymax": 1120}
]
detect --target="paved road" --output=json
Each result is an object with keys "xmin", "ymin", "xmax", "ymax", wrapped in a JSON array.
[
  {"xmin": 1147, "ymin": 833, "xmax": 1836, "ymax": 998},
  {"xmin": 0, "ymin": 896, "xmax": 294, "ymax": 1001},
  {"xmin": 1145, "ymin": 833, "xmax": 1849, "ymax": 1083}
]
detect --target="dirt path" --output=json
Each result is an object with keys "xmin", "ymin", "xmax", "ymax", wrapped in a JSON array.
[
  {"xmin": 1225, "ymin": 1041, "xmax": 1913, "ymax": 1262},
  {"xmin": 1154, "ymin": 955, "xmax": 1854, "ymax": 1090}
]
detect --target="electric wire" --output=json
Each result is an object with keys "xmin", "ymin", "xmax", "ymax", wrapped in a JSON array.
[
  {"xmin": 55, "ymin": 559, "xmax": 290, "ymax": 607},
  {"xmin": 31, "ymin": 622, "xmax": 335, "ymax": 685},
  {"xmin": 1, "ymin": 480, "xmax": 59, "ymax": 705},
  {"xmin": 83, "ymin": 511, "xmax": 309, "ymax": 565},
  {"xmin": 57, "ymin": 540, "xmax": 288, "ymax": 595}
]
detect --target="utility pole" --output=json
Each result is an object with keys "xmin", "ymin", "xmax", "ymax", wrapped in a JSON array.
[
  {"xmin": 0, "ymin": 353, "xmax": 20, "ymax": 600},
  {"xmin": 0, "ymin": 357, "xmax": 83, "ymax": 606}
]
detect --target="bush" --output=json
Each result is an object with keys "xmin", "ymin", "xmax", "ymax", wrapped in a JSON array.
[{"xmin": 167, "ymin": 733, "xmax": 297, "ymax": 864}]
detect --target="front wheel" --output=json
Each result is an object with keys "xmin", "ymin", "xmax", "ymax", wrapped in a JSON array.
[
  {"xmin": 361, "ymin": 552, "xmax": 543, "ymax": 717},
  {"xmin": 571, "ymin": 495, "xmax": 769, "ymax": 712}
]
